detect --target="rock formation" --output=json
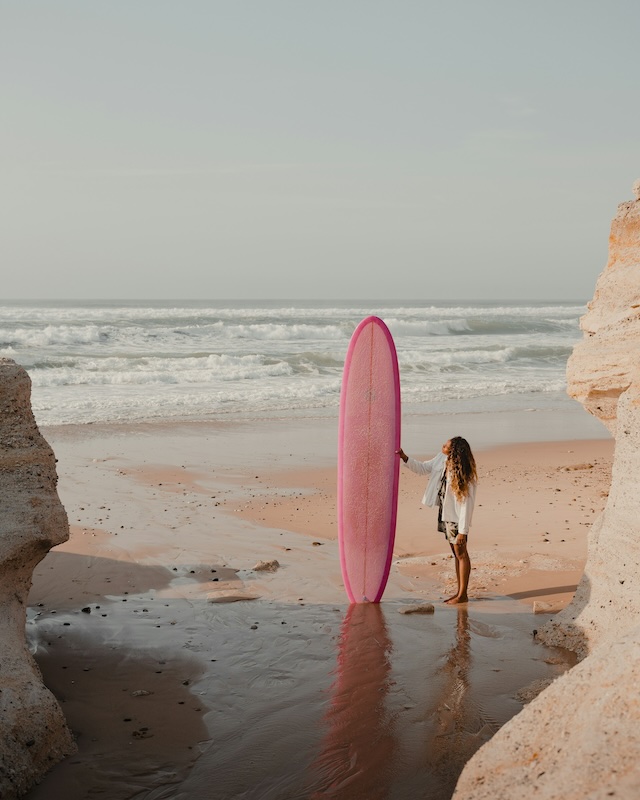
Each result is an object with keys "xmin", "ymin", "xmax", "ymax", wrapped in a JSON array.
[
  {"xmin": 453, "ymin": 185, "xmax": 640, "ymax": 799},
  {"xmin": 565, "ymin": 195, "xmax": 640, "ymax": 434},
  {"xmin": 0, "ymin": 359, "xmax": 75, "ymax": 799}
]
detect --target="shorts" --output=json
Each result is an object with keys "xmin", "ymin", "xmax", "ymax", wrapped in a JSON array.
[{"xmin": 439, "ymin": 520, "xmax": 465, "ymax": 545}]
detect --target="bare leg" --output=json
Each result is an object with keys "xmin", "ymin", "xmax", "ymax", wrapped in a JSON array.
[
  {"xmin": 445, "ymin": 536, "xmax": 470, "ymax": 604},
  {"xmin": 444, "ymin": 542, "xmax": 460, "ymax": 602}
]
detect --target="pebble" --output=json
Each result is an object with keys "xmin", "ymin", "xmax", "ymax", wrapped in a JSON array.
[
  {"xmin": 399, "ymin": 603, "xmax": 435, "ymax": 615},
  {"xmin": 207, "ymin": 592, "xmax": 259, "ymax": 603},
  {"xmin": 533, "ymin": 601, "xmax": 563, "ymax": 615},
  {"xmin": 252, "ymin": 559, "xmax": 280, "ymax": 572}
]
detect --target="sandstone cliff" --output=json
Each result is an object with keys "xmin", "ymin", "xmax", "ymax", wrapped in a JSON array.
[
  {"xmin": 453, "ymin": 186, "xmax": 640, "ymax": 799},
  {"xmin": 0, "ymin": 359, "xmax": 75, "ymax": 799},
  {"xmin": 566, "ymin": 192, "xmax": 640, "ymax": 433}
]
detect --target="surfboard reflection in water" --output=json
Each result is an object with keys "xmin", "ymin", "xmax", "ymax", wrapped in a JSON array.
[{"xmin": 309, "ymin": 603, "xmax": 396, "ymax": 800}]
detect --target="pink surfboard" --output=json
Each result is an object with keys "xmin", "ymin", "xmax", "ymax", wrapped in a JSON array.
[{"xmin": 338, "ymin": 316, "xmax": 401, "ymax": 603}]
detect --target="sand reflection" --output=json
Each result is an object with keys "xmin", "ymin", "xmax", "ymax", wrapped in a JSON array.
[{"xmin": 310, "ymin": 603, "xmax": 395, "ymax": 800}]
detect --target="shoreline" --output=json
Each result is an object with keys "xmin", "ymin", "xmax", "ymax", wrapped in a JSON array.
[
  {"xmin": 39, "ymin": 393, "xmax": 609, "ymax": 446},
  {"xmin": 25, "ymin": 413, "xmax": 613, "ymax": 799}
]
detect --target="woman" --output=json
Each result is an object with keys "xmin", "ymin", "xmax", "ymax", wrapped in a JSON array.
[{"xmin": 397, "ymin": 437, "xmax": 477, "ymax": 605}]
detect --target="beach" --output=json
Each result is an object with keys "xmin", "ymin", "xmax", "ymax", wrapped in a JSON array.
[
  {"xmin": 5, "ymin": 6, "xmax": 639, "ymax": 793},
  {"xmin": 25, "ymin": 410, "xmax": 612, "ymax": 800}
]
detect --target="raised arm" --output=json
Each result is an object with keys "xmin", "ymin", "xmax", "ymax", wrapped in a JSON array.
[{"xmin": 396, "ymin": 448, "xmax": 442, "ymax": 476}]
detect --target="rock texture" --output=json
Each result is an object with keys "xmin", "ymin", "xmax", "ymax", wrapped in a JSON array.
[
  {"xmin": 453, "ymin": 185, "xmax": 640, "ymax": 799},
  {"xmin": 566, "ymin": 195, "xmax": 640, "ymax": 433},
  {"xmin": 0, "ymin": 359, "xmax": 75, "ymax": 799}
]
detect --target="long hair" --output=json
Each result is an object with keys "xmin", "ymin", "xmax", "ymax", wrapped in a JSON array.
[{"xmin": 447, "ymin": 436, "xmax": 477, "ymax": 500}]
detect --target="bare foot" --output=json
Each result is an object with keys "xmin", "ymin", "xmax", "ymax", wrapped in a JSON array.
[
  {"xmin": 445, "ymin": 595, "xmax": 468, "ymax": 605},
  {"xmin": 443, "ymin": 594, "xmax": 458, "ymax": 603}
]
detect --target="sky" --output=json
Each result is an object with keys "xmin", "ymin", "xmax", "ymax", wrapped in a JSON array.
[{"xmin": 1, "ymin": 1, "xmax": 639, "ymax": 301}]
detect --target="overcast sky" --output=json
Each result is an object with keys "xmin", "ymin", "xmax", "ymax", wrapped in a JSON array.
[{"xmin": 1, "ymin": 1, "xmax": 638, "ymax": 301}]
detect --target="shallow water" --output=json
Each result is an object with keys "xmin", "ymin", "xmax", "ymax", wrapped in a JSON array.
[
  {"xmin": 182, "ymin": 600, "xmax": 567, "ymax": 800},
  {"xmin": 29, "ymin": 597, "xmax": 570, "ymax": 800}
]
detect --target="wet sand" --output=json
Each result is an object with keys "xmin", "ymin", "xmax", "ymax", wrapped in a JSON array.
[{"xmin": 25, "ymin": 413, "xmax": 612, "ymax": 799}]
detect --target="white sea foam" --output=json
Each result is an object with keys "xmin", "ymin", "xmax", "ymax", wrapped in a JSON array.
[
  {"xmin": 0, "ymin": 325, "xmax": 106, "ymax": 348},
  {"xmin": 385, "ymin": 319, "xmax": 472, "ymax": 336},
  {"xmin": 31, "ymin": 354, "xmax": 293, "ymax": 387},
  {"xmin": 220, "ymin": 323, "xmax": 345, "ymax": 341}
]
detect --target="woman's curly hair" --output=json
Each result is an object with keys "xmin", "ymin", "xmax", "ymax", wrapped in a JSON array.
[{"xmin": 447, "ymin": 436, "xmax": 477, "ymax": 500}]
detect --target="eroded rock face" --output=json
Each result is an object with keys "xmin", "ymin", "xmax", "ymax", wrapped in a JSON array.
[
  {"xmin": 539, "ymin": 383, "xmax": 640, "ymax": 657},
  {"xmin": 453, "ymin": 186, "xmax": 640, "ymax": 799},
  {"xmin": 566, "ymin": 196, "xmax": 640, "ymax": 433},
  {"xmin": 538, "ymin": 191, "xmax": 640, "ymax": 655},
  {"xmin": 0, "ymin": 359, "xmax": 75, "ymax": 799}
]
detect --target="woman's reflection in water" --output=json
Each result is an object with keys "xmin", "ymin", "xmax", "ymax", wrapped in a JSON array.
[
  {"xmin": 310, "ymin": 603, "xmax": 396, "ymax": 800},
  {"xmin": 435, "ymin": 604, "xmax": 471, "ymax": 738},
  {"xmin": 427, "ymin": 605, "xmax": 496, "ymax": 797}
]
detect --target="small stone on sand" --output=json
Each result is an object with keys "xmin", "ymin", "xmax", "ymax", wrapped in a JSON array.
[
  {"xmin": 399, "ymin": 603, "xmax": 435, "ymax": 615},
  {"xmin": 533, "ymin": 600, "xmax": 563, "ymax": 614},
  {"xmin": 206, "ymin": 592, "xmax": 259, "ymax": 603},
  {"xmin": 252, "ymin": 559, "xmax": 280, "ymax": 572}
]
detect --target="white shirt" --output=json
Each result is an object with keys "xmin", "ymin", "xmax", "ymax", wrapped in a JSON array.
[{"xmin": 404, "ymin": 451, "xmax": 476, "ymax": 534}]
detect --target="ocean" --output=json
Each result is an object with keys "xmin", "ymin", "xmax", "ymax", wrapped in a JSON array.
[{"xmin": 1, "ymin": 299, "xmax": 588, "ymax": 428}]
